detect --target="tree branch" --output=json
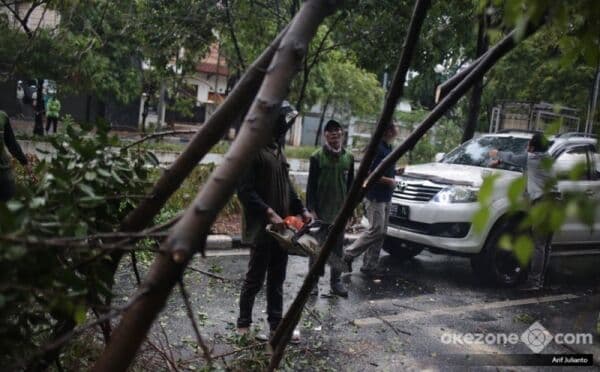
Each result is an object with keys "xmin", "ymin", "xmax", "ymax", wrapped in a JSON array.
[
  {"xmin": 223, "ymin": 0, "xmax": 246, "ymax": 71},
  {"xmin": 268, "ymin": 1, "xmax": 432, "ymax": 370},
  {"xmin": 92, "ymin": 2, "xmax": 340, "ymax": 370},
  {"xmin": 366, "ymin": 22, "xmax": 544, "ymax": 188},
  {"xmin": 178, "ymin": 280, "xmax": 213, "ymax": 365}
]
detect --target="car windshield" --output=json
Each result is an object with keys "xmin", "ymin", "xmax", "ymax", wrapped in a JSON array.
[{"xmin": 442, "ymin": 136, "xmax": 530, "ymax": 172}]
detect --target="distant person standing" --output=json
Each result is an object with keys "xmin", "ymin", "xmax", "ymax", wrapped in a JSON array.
[
  {"xmin": 45, "ymin": 96, "xmax": 61, "ymax": 134},
  {"xmin": 343, "ymin": 122, "xmax": 399, "ymax": 277},
  {"xmin": 306, "ymin": 119, "xmax": 354, "ymax": 297},
  {"xmin": 489, "ymin": 132, "xmax": 558, "ymax": 291},
  {"xmin": 0, "ymin": 111, "xmax": 32, "ymax": 202},
  {"xmin": 16, "ymin": 81, "xmax": 25, "ymax": 119}
]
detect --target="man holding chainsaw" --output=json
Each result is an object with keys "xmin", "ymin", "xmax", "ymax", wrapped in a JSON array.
[
  {"xmin": 306, "ymin": 119, "xmax": 354, "ymax": 297},
  {"xmin": 236, "ymin": 101, "xmax": 312, "ymax": 341}
]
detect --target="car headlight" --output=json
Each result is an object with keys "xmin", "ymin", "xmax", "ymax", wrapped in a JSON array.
[{"xmin": 432, "ymin": 186, "xmax": 478, "ymax": 203}]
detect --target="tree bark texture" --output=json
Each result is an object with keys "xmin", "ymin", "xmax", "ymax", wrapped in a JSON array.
[
  {"xmin": 366, "ymin": 22, "xmax": 543, "ymax": 188},
  {"xmin": 462, "ymin": 13, "xmax": 488, "ymax": 143},
  {"xmin": 267, "ymin": 1, "xmax": 432, "ymax": 370},
  {"xmin": 92, "ymin": 1, "xmax": 341, "ymax": 370}
]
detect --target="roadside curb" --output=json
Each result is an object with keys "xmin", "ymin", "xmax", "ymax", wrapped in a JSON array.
[{"xmin": 205, "ymin": 233, "xmax": 361, "ymax": 250}]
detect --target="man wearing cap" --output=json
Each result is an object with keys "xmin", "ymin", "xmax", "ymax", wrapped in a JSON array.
[
  {"xmin": 306, "ymin": 119, "xmax": 354, "ymax": 297},
  {"xmin": 344, "ymin": 123, "xmax": 399, "ymax": 276},
  {"xmin": 236, "ymin": 101, "xmax": 312, "ymax": 341}
]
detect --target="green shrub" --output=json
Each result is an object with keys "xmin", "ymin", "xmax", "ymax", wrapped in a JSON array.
[{"xmin": 0, "ymin": 120, "xmax": 157, "ymax": 367}]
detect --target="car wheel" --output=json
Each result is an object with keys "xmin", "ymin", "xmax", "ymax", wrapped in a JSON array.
[
  {"xmin": 470, "ymin": 221, "xmax": 527, "ymax": 286},
  {"xmin": 382, "ymin": 236, "xmax": 423, "ymax": 261}
]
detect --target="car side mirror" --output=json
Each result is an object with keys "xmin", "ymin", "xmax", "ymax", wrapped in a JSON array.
[{"xmin": 434, "ymin": 152, "xmax": 445, "ymax": 162}]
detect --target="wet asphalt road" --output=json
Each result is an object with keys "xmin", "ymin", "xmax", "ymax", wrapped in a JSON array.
[{"xmin": 115, "ymin": 248, "xmax": 600, "ymax": 371}]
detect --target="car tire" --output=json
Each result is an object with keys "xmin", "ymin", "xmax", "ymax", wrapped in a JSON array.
[
  {"xmin": 382, "ymin": 236, "xmax": 423, "ymax": 261},
  {"xmin": 470, "ymin": 221, "xmax": 527, "ymax": 286}
]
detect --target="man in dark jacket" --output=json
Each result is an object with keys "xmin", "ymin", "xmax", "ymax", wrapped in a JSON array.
[
  {"xmin": 0, "ymin": 110, "xmax": 31, "ymax": 202},
  {"xmin": 343, "ymin": 122, "xmax": 398, "ymax": 276},
  {"xmin": 236, "ymin": 102, "xmax": 312, "ymax": 339},
  {"xmin": 306, "ymin": 119, "xmax": 354, "ymax": 297}
]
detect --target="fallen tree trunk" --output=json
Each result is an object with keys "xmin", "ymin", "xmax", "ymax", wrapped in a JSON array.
[
  {"xmin": 268, "ymin": 0, "xmax": 432, "ymax": 369},
  {"xmin": 92, "ymin": 1, "xmax": 341, "ymax": 370},
  {"xmin": 95, "ymin": 24, "xmax": 289, "ymax": 346}
]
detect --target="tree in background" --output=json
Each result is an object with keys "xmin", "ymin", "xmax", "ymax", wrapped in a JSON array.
[{"xmin": 0, "ymin": 0, "xmax": 220, "ymax": 124}]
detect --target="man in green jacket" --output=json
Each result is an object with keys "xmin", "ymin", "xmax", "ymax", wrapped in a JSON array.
[
  {"xmin": 0, "ymin": 111, "xmax": 31, "ymax": 202},
  {"xmin": 45, "ymin": 96, "xmax": 61, "ymax": 134},
  {"xmin": 306, "ymin": 119, "xmax": 354, "ymax": 297}
]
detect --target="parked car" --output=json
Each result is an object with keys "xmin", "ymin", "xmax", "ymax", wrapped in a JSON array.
[{"xmin": 376, "ymin": 131, "xmax": 600, "ymax": 286}]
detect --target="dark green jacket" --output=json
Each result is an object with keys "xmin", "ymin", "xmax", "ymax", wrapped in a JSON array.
[
  {"xmin": 306, "ymin": 146, "xmax": 354, "ymax": 224},
  {"xmin": 237, "ymin": 143, "xmax": 305, "ymax": 245}
]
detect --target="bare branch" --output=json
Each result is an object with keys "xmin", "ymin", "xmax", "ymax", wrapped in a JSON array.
[
  {"xmin": 223, "ymin": 0, "xmax": 246, "ymax": 70},
  {"xmin": 178, "ymin": 280, "xmax": 213, "ymax": 365},
  {"xmin": 122, "ymin": 130, "xmax": 198, "ymax": 150},
  {"xmin": 187, "ymin": 266, "xmax": 237, "ymax": 282},
  {"xmin": 20, "ymin": 287, "xmax": 150, "ymax": 370}
]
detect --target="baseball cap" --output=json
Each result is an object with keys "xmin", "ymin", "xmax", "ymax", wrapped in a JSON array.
[{"xmin": 324, "ymin": 119, "xmax": 342, "ymax": 132}]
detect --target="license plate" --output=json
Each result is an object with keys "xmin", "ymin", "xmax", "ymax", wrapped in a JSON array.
[{"xmin": 391, "ymin": 204, "xmax": 409, "ymax": 220}]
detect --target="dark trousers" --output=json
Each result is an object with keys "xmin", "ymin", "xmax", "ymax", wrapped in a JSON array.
[
  {"xmin": 46, "ymin": 117, "xmax": 58, "ymax": 133},
  {"xmin": 527, "ymin": 195, "xmax": 558, "ymax": 287},
  {"xmin": 308, "ymin": 224, "xmax": 343, "ymax": 284},
  {"xmin": 237, "ymin": 235, "xmax": 288, "ymax": 331}
]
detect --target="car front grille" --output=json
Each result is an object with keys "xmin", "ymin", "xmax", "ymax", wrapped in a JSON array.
[{"xmin": 393, "ymin": 181, "xmax": 443, "ymax": 202}]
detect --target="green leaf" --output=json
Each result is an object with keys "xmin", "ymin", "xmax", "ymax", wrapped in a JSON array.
[
  {"xmin": 472, "ymin": 207, "xmax": 490, "ymax": 234},
  {"xmin": 97, "ymin": 168, "xmax": 111, "ymax": 177},
  {"xmin": 6, "ymin": 200, "xmax": 24, "ymax": 212},
  {"xmin": 478, "ymin": 174, "xmax": 499, "ymax": 205},
  {"xmin": 78, "ymin": 183, "xmax": 96, "ymax": 197},
  {"xmin": 28, "ymin": 197, "xmax": 46, "ymax": 209},
  {"xmin": 499, "ymin": 234, "xmax": 513, "ymax": 251},
  {"xmin": 111, "ymin": 169, "xmax": 125, "ymax": 184},
  {"xmin": 507, "ymin": 177, "xmax": 526, "ymax": 206},
  {"xmin": 74, "ymin": 304, "xmax": 87, "ymax": 325},
  {"xmin": 84, "ymin": 171, "xmax": 97, "ymax": 181},
  {"xmin": 513, "ymin": 234, "xmax": 534, "ymax": 267}
]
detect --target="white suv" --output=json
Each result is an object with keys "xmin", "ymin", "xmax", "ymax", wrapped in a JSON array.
[{"xmin": 381, "ymin": 131, "xmax": 600, "ymax": 285}]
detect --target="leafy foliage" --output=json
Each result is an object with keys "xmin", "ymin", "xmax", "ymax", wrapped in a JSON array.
[
  {"xmin": 0, "ymin": 119, "xmax": 157, "ymax": 366},
  {"xmin": 395, "ymin": 109, "xmax": 463, "ymax": 164}
]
